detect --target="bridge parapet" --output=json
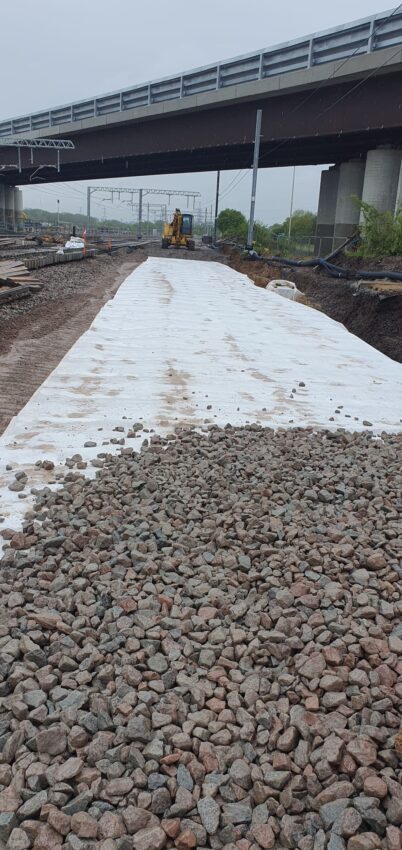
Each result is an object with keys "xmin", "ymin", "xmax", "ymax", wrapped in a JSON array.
[{"xmin": 1, "ymin": 8, "xmax": 401, "ymax": 138}]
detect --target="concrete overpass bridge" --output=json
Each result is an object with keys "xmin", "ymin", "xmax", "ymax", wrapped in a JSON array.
[{"xmin": 1, "ymin": 7, "xmax": 402, "ymax": 247}]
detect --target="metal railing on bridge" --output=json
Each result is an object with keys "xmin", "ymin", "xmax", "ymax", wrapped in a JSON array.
[{"xmin": 1, "ymin": 8, "xmax": 401, "ymax": 138}]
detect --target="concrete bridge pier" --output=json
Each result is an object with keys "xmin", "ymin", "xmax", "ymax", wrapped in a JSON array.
[
  {"xmin": 4, "ymin": 185, "xmax": 15, "ymax": 230},
  {"xmin": 315, "ymin": 161, "xmax": 364, "ymax": 254},
  {"xmin": 360, "ymin": 148, "xmax": 402, "ymax": 218},
  {"xmin": 314, "ymin": 165, "xmax": 340, "ymax": 255},
  {"xmin": 14, "ymin": 188, "xmax": 23, "ymax": 230},
  {"xmin": 0, "ymin": 186, "xmax": 24, "ymax": 231},
  {"xmin": 334, "ymin": 160, "xmax": 365, "ymax": 245},
  {"xmin": 315, "ymin": 149, "xmax": 402, "ymax": 254}
]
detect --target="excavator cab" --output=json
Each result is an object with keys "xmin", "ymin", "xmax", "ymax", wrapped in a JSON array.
[
  {"xmin": 180, "ymin": 214, "xmax": 193, "ymax": 236},
  {"xmin": 162, "ymin": 209, "xmax": 195, "ymax": 251}
]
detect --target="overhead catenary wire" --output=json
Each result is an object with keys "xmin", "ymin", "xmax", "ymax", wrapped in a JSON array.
[
  {"xmin": 256, "ymin": 43, "xmax": 402, "ymax": 175},
  {"xmin": 218, "ymin": 170, "xmax": 246, "ymax": 199},
  {"xmin": 215, "ymin": 55, "xmax": 402, "ymax": 220},
  {"xmin": 219, "ymin": 170, "xmax": 250, "ymax": 201},
  {"xmin": 28, "ymin": 184, "xmax": 130, "ymax": 216},
  {"xmin": 252, "ymin": 9, "xmax": 402, "ymax": 172},
  {"xmin": 202, "ymin": 167, "xmax": 251, "ymax": 210},
  {"xmin": 26, "ymin": 187, "xmax": 132, "ymax": 225},
  {"xmin": 315, "ymin": 43, "xmax": 402, "ymax": 120}
]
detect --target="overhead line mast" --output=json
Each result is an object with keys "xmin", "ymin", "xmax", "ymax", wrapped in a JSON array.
[{"xmin": 86, "ymin": 186, "xmax": 201, "ymax": 236}]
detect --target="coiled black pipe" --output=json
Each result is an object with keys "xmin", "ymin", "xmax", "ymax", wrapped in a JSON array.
[{"xmin": 256, "ymin": 254, "xmax": 402, "ymax": 282}]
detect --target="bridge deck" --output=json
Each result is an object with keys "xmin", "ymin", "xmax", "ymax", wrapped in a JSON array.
[{"xmin": 1, "ymin": 8, "xmax": 401, "ymax": 138}]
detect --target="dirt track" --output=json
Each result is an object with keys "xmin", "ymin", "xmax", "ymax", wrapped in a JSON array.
[{"xmin": 1, "ymin": 244, "xmax": 401, "ymax": 441}]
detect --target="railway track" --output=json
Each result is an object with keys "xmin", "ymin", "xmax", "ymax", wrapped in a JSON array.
[
  {"xmin": 0, "ymin": 241, "xmax": 150, "ymax": 307},
  {"xmin": 0, "ymin": 246, "xmax": 61, "ymax": 261},
  {"xmin": 0, "ymin": 250, "xmax": 95, "ymax": 307}
]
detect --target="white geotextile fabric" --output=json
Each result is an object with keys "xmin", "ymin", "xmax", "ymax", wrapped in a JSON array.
[{"xmin": 0, "ymin": 256, "xmax": 402, "ymax": 534}]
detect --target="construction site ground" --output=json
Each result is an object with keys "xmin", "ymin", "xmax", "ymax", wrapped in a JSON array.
[
  {"xmin": 0, "ymin": 250, "xmax": 402, "ymax": 850},
  {"xmin": 1, "ymin": 244, "xmax": 402, "ymax": 443},
  {"xmin": 0, "ymin": 253, "xmax": 402, "ymax": 850}
]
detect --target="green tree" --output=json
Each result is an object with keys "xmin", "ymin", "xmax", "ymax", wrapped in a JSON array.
[
  {"xmin": 253, "ymin": 221, "xmax": 271, "ymax": 249},
  {"xmin": 24, "ymin": 207, "xmax": 157, "ymax": 234},
  {"xmin": 282, "ymin": 210, "xmax": 317, "ymax": 239},
  {"xmin": 217, "ymin": 208, "xmax": 247, "ymax": 239},
  {"xmin": 267, "ymin": 222, "xmax": 284, "ymax": 239}
]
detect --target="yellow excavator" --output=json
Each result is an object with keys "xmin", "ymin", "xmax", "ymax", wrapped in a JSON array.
[{"xmin": 162, "ymin": 209, "xmax": 195, "ymax": 251}]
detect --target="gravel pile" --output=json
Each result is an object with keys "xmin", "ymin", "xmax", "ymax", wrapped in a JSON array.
[{"xmin": 0, "ymin": 425, "xmax": 401, "ymax": 850}]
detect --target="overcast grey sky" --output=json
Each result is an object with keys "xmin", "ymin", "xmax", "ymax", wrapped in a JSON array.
[{"xmin": 4, "ymin": 0, "xmax": 395, "ymax": 226}]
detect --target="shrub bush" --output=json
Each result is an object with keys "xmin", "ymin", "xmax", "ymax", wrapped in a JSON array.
[{"xmin": 358, "ymin": 200, "xmax": 402, "ymax": 257}]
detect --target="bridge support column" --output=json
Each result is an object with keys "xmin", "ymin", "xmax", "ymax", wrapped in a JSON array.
[
  {"xmin": 360, "ymin": 148, "xmax": 402, "ymax": 218},
  {"xmin": 314, "ymin": 166, "xmax": 339, "ymax": 255},
  {"xmin": 14, "ymin": 189, "xmax": 23, "ymax": 230},
  {"xmin": 333, "ymin": 160, "xmax": 365, "ymax": 247},
  {"xmin": 4, "ymin": 185, "xmax": 15, "ymax": 231}
]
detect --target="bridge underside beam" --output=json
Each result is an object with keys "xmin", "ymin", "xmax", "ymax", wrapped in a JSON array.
[
  {"xmin": 2, "ymin": 128, "xmax": 402, "ymax": 187},
  {"xmin": 0, "ymin": 70, "xmax": 401, "ymax": 186}
]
